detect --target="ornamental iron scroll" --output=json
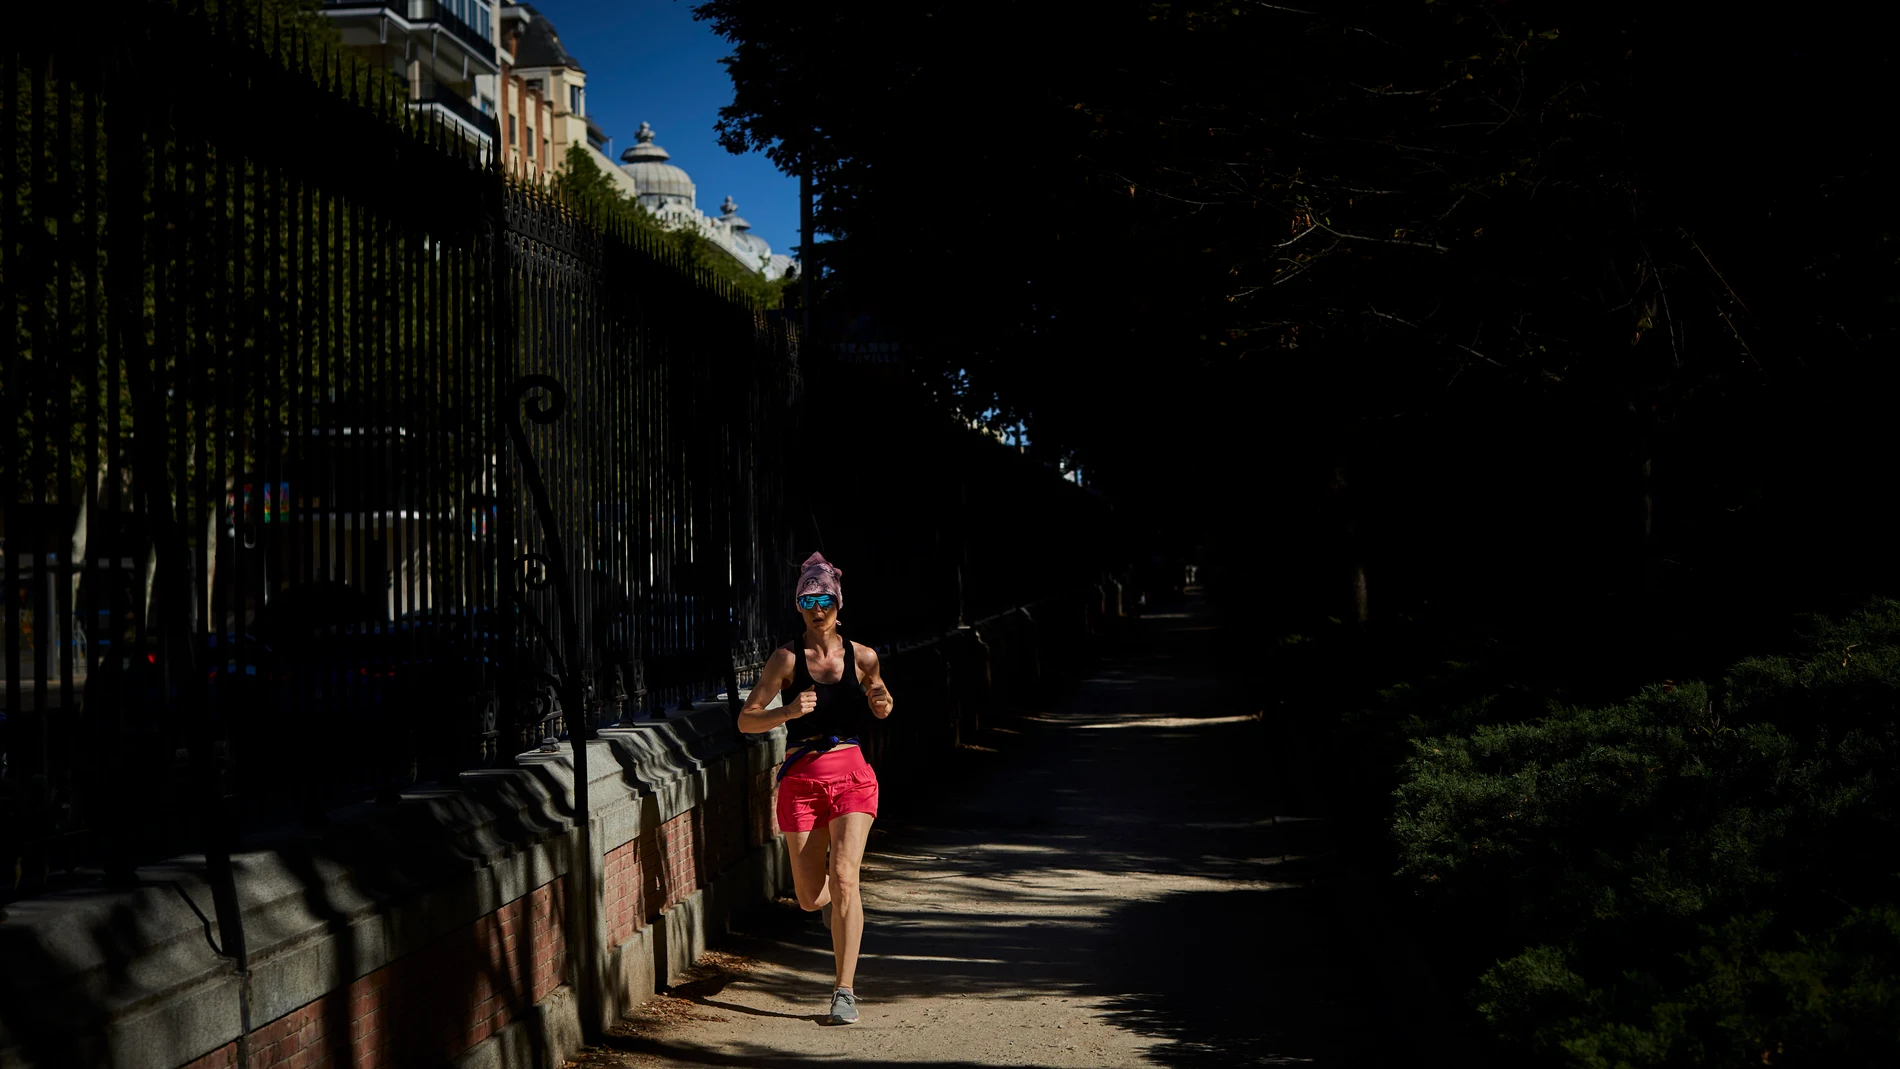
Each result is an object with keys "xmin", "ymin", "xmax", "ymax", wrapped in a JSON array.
[
  {"xmin": 502, "ymin": 375, "xmax": 588, "ymax": 757},
  {"xmin": 500, "ymin": 371, "xmax": 604, "ymax": 1035}
]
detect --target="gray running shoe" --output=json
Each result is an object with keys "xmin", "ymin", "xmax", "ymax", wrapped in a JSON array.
[{"xmin": 829, "ymin": 988, "xmax": 859, "ymax": 1024}]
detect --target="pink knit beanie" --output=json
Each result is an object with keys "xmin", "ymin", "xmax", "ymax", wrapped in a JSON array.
[{"xmin": 795, "ymin": 552, "xmax": 843, "ymax": 606}]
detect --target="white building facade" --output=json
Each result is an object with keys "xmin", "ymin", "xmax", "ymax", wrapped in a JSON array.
[{"xmin": 608, "ymin": 123, "xmax": 797, "ymax": 282}]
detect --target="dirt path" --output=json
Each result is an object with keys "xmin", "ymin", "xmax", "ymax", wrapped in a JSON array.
[{"xmin": 577, "ymin": 592, "xmax": 1405, "ymax": 1068}]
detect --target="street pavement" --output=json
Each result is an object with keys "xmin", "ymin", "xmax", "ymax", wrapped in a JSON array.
[{"xmin": 582, "ymin": 591, "xmax": 1405, "ymax": 1068}]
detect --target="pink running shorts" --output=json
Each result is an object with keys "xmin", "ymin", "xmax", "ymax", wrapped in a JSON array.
[{"xmin": 776, "ymin": 746, "xmax": 880, "ymax": 833}]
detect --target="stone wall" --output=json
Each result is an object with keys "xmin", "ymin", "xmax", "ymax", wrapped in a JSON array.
[
  {"xmin": 180, "ymin": 874, "xmax": 570, "ymax": 1069},
  {"xmin": 0, "ymin": 589, "xmax": 1104, "ymax": 1069}
]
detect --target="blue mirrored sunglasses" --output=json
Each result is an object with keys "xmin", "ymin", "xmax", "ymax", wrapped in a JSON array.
[{"xmin": 797, "ymin": 593, "xmax": 836, "ymax": 611}]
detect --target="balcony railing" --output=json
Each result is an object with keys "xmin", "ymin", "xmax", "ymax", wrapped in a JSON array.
[
  {"xmin": 415, "ymin": 87, "xmax": 499, "ymax": 146},
  {"xmin": 322, "ymin": 1, "xmax": 494, "ymax": 60},
  {"xmin": 412, "ymin": 0, "xmax": 491, "ymax": 56}
]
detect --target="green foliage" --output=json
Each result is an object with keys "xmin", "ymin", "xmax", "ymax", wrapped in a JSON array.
[
  {"xmin": 551, "ymin": 142, "xmax": 659, "ymax": 235},
  {"xmin": 551, "ymin": 143, "xmax": 792, "ymax": 309},
  {"xmin": 666, "ymin": 224, "xmax": 793, "ymax": 310},
  {"xmin": 1393, "ymin": 600, "xmax": 1900, "ymax": 1065}
]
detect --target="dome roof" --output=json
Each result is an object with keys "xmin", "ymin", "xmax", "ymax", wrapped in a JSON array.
[{"xmin": 619, "ymin": 123, "xmax": 695, "ymax": 204}]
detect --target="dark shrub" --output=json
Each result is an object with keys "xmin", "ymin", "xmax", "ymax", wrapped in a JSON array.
[{"xmin": 1394, "ymin": 600, "xmax": 1900, "ymax": 1066}]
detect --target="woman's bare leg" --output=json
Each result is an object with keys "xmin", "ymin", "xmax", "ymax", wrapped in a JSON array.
[
  {"xmin": 784, "ymin": 826, "xmax": 833, "ymax": 911},
  {"xmin": 825, "ymin": 811, "xmax": 875, "ymax": 989}
]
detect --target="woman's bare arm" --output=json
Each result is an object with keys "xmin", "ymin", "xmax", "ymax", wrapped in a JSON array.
[
  {"xmin": 858, "ymin": 645, "xmax": 894, "ymax": 719},
  {"xmin": 738, "ymin": 648, "xmax": 812, "ymax": 733}
]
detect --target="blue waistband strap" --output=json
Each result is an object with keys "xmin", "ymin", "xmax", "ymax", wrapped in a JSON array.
[{"xmin": 778, "ymin": 734, "xmax": 860, "ymax": 782}]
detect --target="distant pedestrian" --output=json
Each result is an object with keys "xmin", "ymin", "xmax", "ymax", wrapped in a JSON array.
[{"xmin": 737, "ymin": 552, "xmax": 894, "ymax": 1025}]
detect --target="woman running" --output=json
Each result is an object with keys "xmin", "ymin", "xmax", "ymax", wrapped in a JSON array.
[{"xmin": 738, "ymin": 552, "xmax": 894, "ymax": 1025}]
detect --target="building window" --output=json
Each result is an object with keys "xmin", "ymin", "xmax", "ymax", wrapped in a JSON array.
[
  {"xmin": 444, "ymin": 0, "xmax": 493, "ymax": 40},
  {"xmin": 569, "ymin": 85, "xmax": 582, "ymax": 116},
  {"xmin": 508, "ymin": 119, "xmax": 516, "ymax": 147},
  {"xmin": 480, "ymin": 95, "xmax": 495, "ymax": 116}
]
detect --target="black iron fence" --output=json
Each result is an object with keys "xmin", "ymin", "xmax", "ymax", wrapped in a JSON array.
[{"xmin": 0, "ymin": 1, "xmax": 1105, "ymax": 906}]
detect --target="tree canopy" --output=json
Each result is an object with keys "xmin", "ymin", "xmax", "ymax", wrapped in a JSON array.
[{"xmin": 695, "ymin": 0, "xmax": 1899, "ymax": 643}]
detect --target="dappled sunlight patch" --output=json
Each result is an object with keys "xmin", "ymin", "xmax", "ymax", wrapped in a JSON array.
[
  {"xmin": 1067, "ymin": 713, "xmax": 1262, "ymax": 730},
  {"xmin": 949, "ymin": 841, "xmax": 1070, "ymax": 855}
]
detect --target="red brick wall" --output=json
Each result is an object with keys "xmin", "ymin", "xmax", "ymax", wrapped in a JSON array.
[
  {"xmin": 602, "ymin": 778, "xmax": 753, "ymax": 951},
  {"xmin": 600, "ymin": 814, "xmax": 693, "ymax": 950},
  {"xmin": 656, "ymin": 809, "xmax": 700, "ymax": 909},
  {"xmin": 180, "ymin": 876, "xmax": 568, "ymax": 1069},
  {"xmin": 603, "ymin": 835, "xmax": 646, "ymax": 950}
]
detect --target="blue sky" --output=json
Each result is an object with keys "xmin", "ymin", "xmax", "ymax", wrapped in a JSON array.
[{"xmin": 533, "ymin": 0, "xmax": 799, "ymax": 257}]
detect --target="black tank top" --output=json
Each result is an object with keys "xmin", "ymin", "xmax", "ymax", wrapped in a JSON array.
[{"xmin": 780, "ymin": 633, "xmax": 868, "ymax": 745}]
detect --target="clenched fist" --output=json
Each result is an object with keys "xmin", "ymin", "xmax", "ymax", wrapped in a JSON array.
[
  {"xmin": 867, "ymin": 681, "xmax": 891, "ymax": 713},
  {"xmin": 790, "ymin": 688, "xmax": 818, "ymax": 718}
]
